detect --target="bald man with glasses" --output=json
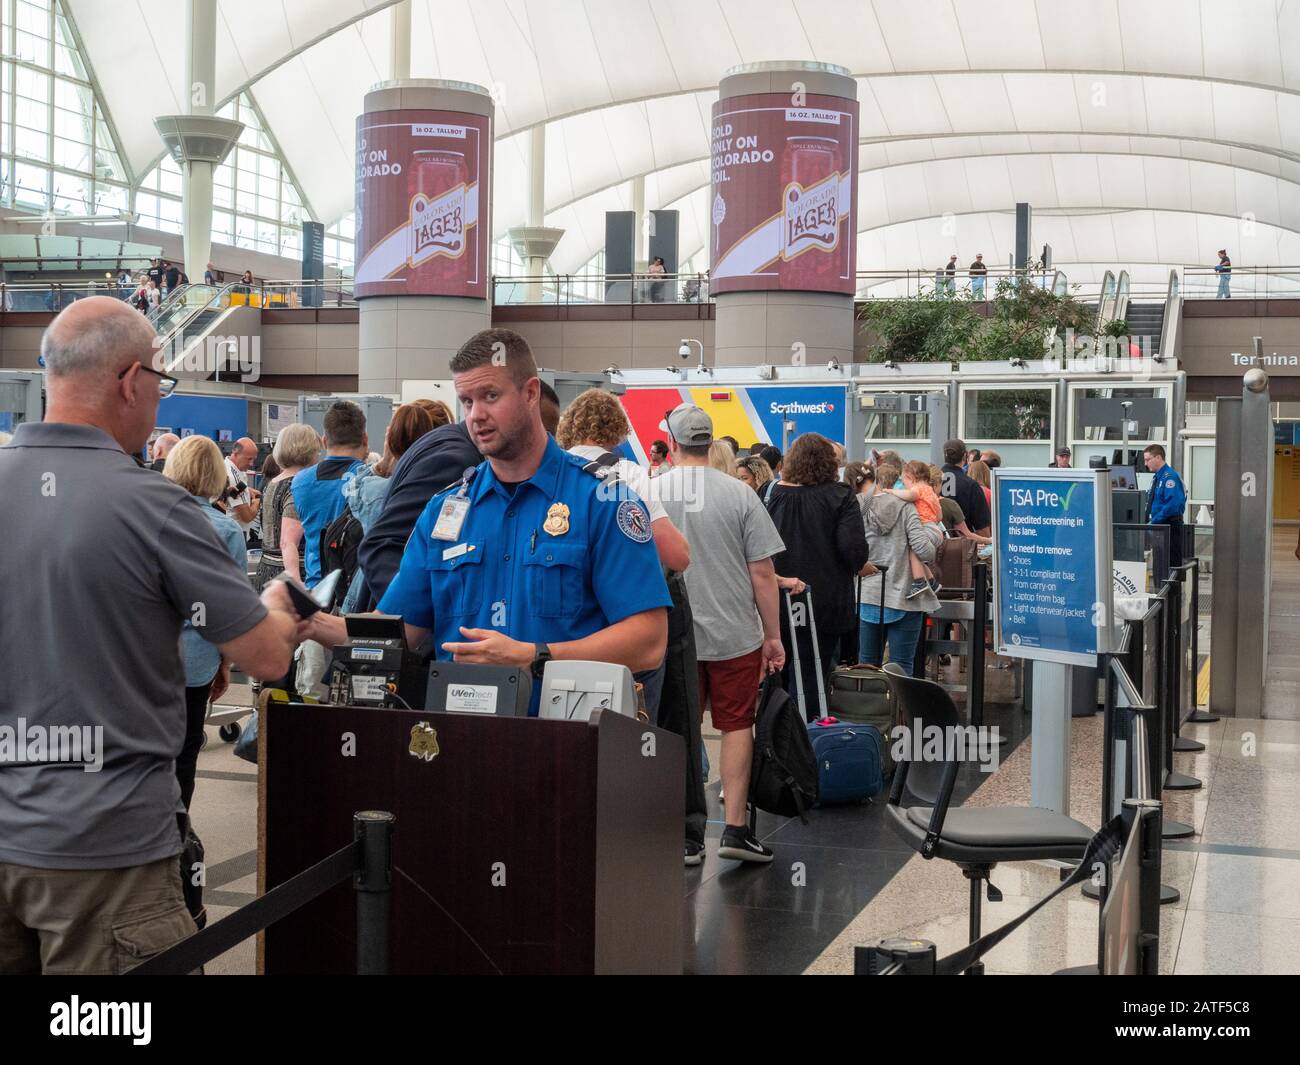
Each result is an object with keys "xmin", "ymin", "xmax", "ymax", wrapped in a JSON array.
[{"xmin": 0, "ymin": 297, "xmax": 300, "ymax": 973}]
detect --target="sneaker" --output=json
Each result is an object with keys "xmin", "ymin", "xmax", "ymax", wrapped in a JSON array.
[
  {"xmin": 905, "ymin": 578, "xmax": 929, "ymax": 600},
  {"xmin": 684, "ymin": 839, "xmax": 704, "ymax": 867},
  {"xmin": 718, "ymin": 825, "xmax": 774, "ymax": 863},
  {"xmin": 928, "ymin": 577, "xmax": 942, "ymax": 594}
]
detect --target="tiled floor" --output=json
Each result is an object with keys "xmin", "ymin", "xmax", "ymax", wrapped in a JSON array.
[{"xmin": 190, "ymin": 527, "xmax": 1300, "ymax": 974}]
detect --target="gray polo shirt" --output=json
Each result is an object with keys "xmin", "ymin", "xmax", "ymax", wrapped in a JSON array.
[{"xmin": 0, "ymin": 422, "xmax": 267, "ymax": 869}]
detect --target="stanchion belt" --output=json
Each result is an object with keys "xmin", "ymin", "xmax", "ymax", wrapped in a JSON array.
[
  {"xmin": 933, "ymin": 815, "xmax": 1126, "ymax": 976},
  {"xmin": 125, "ymin": 842, "xmax": 360, "ymax": 975}
]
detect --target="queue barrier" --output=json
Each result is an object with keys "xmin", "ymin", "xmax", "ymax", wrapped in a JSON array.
[
  {"xmin": 124, "ymin": 811, "xmax": 394, "ymax": 976},
  {"xmin": 859, "ymin": 641, "xmax": 1164, "ymax": 976}
]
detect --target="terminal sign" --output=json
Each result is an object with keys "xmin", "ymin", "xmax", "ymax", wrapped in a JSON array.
[{"xmin": 993, "ymin": 469, "xmax": 1113, "ymax": 666}]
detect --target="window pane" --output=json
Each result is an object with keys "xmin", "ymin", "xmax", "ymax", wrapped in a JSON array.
[
  {"xmin": 136, "ymin": 191, "xmax": 158, "ymax": 220},
  {"xmin": 52, "ymin": 175, "xmax": 90, "ymax": 213},
  {"xmin": 280, "ymin": 228, "xmax": 301, "ymax": 257},
  {"xmin": 94, "ymin": 148, "xmax": 127, "ymax": 182},
  {"xmin": 258, "ymin": 193, "xmax": 278, "ymax": 219},
  {"xmin": 93, "ymin": 183, "xmax": 128, "ymax": 213},
  {"xmin": 214, "ymin": 163, "xmax": 232, "ymax": 188},
  {"xmin": 53, "ymin": 107, "xmax": 90, "ymax": 142},
  {"xmin": 15, "ymin": 96, "xmax": 47, "ymax": 130},
  {"xmin": 159, "ymin": 167, "xmax": 182, "ymax": 197},
  {"xmin": 15, "ymin": 30, "xmax": 50, "ymax": 66},
  {"xmin": 213, "ymin": 181, "xmax": 232, "ymax": 208},
  {"xmin": 15, "ymin": 68, "xmax": 50, "ymax": 103},
  {"xmin": 1072, "ymin": 387, "xmax": 1169, "ymax": 442},
  {"xmin": 157, "ymin": 196, "xmax": 182, "ymax": 230},
  {"xmin": 53, "ymin": 136, "xmax": 90, "ymax": 170},
  {"xmin": 235, "ymin": 215, "xmax": 256, "ymax": 246},
  {"xmin": 212, "ymin": 210, "xmax": 232, "ymax": 241},
  {"xmin": 962, "ymin": 389, "xmax": 1052, "ymax": 441},
  {"xmin": 15, "ymin": 126, "xmax": 47, "ymax": 161},
  {"xmin": 237, "ymin": 168, "xmax": 256, "ymax": 195},
  {"xmin": 13, "ymin": 162, "xmax": 48, "ymax": 208}
]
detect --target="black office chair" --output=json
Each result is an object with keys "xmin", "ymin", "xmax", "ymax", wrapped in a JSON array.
[{"xmin": 880, "ymin": 663, "xmax": 1093, "ymax": 974}]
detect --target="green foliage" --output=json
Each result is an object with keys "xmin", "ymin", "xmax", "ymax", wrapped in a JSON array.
[
  {"xmin": 857, "ymin": 273, "xmax": 1096, "ymax": 364},
  {"xmin": 1101, "ymin": 318, "xmax": 1129, "ymax": 338}
]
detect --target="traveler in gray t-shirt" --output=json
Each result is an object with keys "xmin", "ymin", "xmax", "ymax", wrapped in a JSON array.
[
  {"xmin": 652, "ymin": 403, "xmax": 786, "ymax": 865},
  {"xmin": 0, "ymin": 297, "xmax": 300, "ymax": 975}
]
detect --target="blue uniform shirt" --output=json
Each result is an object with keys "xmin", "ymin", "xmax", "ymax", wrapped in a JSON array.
[
  {"xmin": 378, "ymin": 436, "xmax": 672, "ymax": 712},
  {"xmin": 1147, "ymin": 462, "xmax": 1187, "ymax": 524}
]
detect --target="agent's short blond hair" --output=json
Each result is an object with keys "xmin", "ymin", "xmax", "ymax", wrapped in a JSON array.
[
  {"xmin": 163, "ymin": 435, "xmax": 228, "ymax": 499},
  {"xmin": 273, "ymin": 422, "xmax": 321, "ymax": 469}
]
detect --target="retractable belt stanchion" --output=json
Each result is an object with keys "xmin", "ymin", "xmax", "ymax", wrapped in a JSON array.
[
  {"xmin": 1161, "ymin": 572, "xmax": 1202, "ymax": 795},
  {"xmin": 1170, "ymin": 561, "xmax": 1206, "ymax": 751},
  {"xmin": 1184, "ymin": 535, "xmax": 1218, "ymax": 724}
]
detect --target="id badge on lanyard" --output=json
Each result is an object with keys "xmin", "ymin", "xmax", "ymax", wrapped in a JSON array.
[{"xmin": 431, "ymin": 470, "xmax": 475, "ymax": 542}]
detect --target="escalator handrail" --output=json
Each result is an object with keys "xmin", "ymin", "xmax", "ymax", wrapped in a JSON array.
[{"xmin": 155, "ymin": 282, "xmax": 245, "ymax": 375}]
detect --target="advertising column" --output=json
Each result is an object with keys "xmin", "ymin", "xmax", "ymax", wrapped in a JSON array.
[
  {"xmin": 992, "ymin": 467, "xmax": 1114, "ymax": 813},
  {"xmin": 355, "ymin": 80, "xmax": 493, "ymax": 395},
  {"xmin": 711, "ymin": 63, "xmax": 858, "ymax": 369}
]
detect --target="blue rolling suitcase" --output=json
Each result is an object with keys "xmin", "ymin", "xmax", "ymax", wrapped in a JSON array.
[{"xmin": 807, "ymin": 718, "xmax": 885, "ymax": 804}]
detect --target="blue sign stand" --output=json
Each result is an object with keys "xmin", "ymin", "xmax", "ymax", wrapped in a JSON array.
[{"xmin": 992, "ymin": 468, "xmax": 1113, "ymax": 814}]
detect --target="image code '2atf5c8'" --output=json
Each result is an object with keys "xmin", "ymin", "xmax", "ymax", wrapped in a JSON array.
[
  {"xmin": 354, "ymin": 110, "xmax": 489, "ymax": 299},
  {"xmin": 709, "ymin": 93, "xmax": 858, "ymax": 295}
]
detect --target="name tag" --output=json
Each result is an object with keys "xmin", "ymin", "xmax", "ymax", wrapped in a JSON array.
[
  {"xmin": 431, "ymin": 495, "xmax": 471, "ymax": 541},
  {"xmin": 441, "ymin": 542, "xmax": 474, "ymax": 561}
]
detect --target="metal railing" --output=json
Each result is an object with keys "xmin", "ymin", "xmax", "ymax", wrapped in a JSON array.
[
  {"xmin": 1181, "ymin": 265, "xmax": 1300, "ymax": 299},
  {"xmin": 491, "ymin": 272, "xmax": 710, "ymax": 306}
]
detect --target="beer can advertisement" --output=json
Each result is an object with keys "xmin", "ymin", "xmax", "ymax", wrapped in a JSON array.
[
  {"xmin": 710, "ymin": 94, "xmax": 858, "ymax": 295},
  {"xmin": 354, "ymin": 110, "xmax": 489, "ymax": 299}
]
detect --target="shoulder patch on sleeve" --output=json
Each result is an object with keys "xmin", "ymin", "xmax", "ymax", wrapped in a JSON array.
[{"xmin": 616, "ymin": 499, "xmax": 652, "ymax": 543}]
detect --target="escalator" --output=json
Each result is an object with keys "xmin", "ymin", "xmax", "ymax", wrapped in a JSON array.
[{"xmin": 151, "ymin": 283, "xmax": 260, "ymax": 382}]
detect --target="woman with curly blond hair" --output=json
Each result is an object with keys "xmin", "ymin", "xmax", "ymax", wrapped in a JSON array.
[{"xmin": 555, "ymin": 388, "xmax": 689, "ymax": 573}]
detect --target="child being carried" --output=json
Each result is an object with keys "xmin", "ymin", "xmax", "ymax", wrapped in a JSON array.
[{"xmin": 885, "ymin": 460, "xmax": 947, "ymax": 599}]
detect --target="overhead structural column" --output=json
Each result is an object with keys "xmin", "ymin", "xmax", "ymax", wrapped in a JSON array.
[
  {"xmin": 507, "ymin": 125, "xmax": 564, "ymax": 304},
  {"xmin": 710, "ymin": 62, "xmax": 859, "ymax": 369},
  {"xmin": 355, "ymin": 80, "xmax": 495, "ymax": 394},
  {"xmin": 154, "ymin": 0, "xmax": 243, "ymax": 282}
]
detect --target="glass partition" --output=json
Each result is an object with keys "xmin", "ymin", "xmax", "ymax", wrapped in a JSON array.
[{"xmin": 959, "ymin": 385, "xmax": 1053, "ymax": 466}]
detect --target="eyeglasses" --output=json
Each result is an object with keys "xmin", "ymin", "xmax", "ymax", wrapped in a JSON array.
[
  {"xmin": 119, "ymin": 361, "xmax": 178, "ymax": 397},
  {"xmin": 663, "ymin": 409, "xmax": 676, "ymax": 444}
]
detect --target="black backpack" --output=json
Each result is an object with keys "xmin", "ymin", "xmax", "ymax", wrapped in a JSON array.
[
  {"xmin": 749, "ymin": 674, "xmax": 819, "ymax": 822},
  {"xmin": 319, "ymin": 505, "xmax": 363, "ymax": 610}
]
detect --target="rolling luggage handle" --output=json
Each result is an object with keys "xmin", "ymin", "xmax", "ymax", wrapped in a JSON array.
[{"xmin": 783, "ymin": 585, "xmax": 828, "ymax": 720}]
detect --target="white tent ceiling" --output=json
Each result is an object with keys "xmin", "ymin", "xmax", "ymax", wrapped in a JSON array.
[{"xmin": 64, "ymin": 0, "xmax": 1300, "ymax": 272}]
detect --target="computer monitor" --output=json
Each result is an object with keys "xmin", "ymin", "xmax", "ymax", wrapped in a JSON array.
[{"xmin": 1109, "ymin": 465, "xmax": 1137, "ymax": 490}]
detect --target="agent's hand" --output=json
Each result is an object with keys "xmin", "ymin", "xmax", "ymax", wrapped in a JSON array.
[
  {"xmin": 761, "ymin": 636, "xmax": 786, "ymax": 675},
  {"xmin": 443, "ymin": 628, "xmax": 535, "ymax": 668},
  {"xmin": 297, "ymin": 611, "xmax": 347, "ymax": 648}
]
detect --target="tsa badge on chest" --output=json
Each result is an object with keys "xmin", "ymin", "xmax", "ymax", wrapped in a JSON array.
[
  {"xmin": 543, "ymin": 502, "xmax": 570, "ymax": 536},
  {"xmin": 408, "ymin": 722, "xmax": 440, "ymax": 762}
]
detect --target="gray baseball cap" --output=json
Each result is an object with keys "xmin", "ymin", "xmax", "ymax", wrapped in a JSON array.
[{"xmin": 660, "ymin": 403, "xmax": 713, "ymax": 446}]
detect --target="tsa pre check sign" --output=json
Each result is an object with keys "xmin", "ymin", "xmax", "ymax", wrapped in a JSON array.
[{"xmin": 992, "ymin": 468, "xmax": 1114, "ymax": 666}]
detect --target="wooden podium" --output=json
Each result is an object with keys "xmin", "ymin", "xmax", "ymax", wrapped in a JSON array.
[{"xmin": 257, "ymin": 703, "xmax": 684, "ymax": 974}]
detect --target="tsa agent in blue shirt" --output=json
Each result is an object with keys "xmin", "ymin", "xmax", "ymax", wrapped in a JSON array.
[
  {"xmin": 301, "ymin": 328, "xmax": 670, "ymax": 713},
  {"xmin": 1143, "ymin": 443, "xmax": 1187, "ymax": 568}
]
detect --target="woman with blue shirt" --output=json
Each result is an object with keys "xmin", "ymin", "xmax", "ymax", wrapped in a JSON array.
[{"xmin": 163, "ymin": 435, "xmax": 249, "ymax": 810}]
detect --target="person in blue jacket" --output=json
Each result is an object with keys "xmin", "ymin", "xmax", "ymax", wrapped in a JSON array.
[
  {"xmin": 1144, "ymin": 443, "xmax": 1187, "ymax": 569},
  {"xmin": 300, "ymin": 328, "xmax": 670, "ymax": 715}
]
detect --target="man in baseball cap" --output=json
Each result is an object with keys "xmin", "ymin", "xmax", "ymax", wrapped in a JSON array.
[
  {"xmin": 652, "ymin": 401, "xmax": 787, "ymax": 866},
  {"xmin": 1052, "ymin": 446, "xmax": 1072, "ymax": 468},
  {"xmin": 660, "ymin": 402, "xmax": 714, "ymax": 447}
]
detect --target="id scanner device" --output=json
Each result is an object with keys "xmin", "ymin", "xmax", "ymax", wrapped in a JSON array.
[
  {"xmin": 538, "ymin": 661, "xmax": 641, "ymax": 723},
  {"xmin": 326, "ymin": 613, "xmax": 429, "ymax": 710}
]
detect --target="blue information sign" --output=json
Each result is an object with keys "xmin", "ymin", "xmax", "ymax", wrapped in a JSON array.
[{"xmin": 993, "ymin": 468, "xmax": 1113, "ymax": 665}]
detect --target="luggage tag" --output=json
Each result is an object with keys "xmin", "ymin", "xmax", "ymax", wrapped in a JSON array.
[{"xmin": 431, "ymin": 469, "xmax": 475, "ymax": 542}]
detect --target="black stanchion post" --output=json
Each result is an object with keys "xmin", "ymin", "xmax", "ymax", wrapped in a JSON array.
[
  {"xmin": 354, "ymin": 810, "xmax": 395, "ymax": 975},
  {"xmin": 1172, "ymin": 563, "xmax": 1206, "ymax": 751},
  {"xmin": 1162, "ymin": 577, "xmax": 1201, "ymax": 793},
  {"xmin": 971, "ymin": 562, "xmax": 987, "ymax": 731},
  {"xmin": 1186, "ymin": 553, "xmax": 1218, "ymax": 723}
]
